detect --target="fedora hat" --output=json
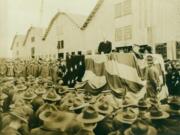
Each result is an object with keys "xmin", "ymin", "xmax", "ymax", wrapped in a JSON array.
[
  {"xmin": 0, "ymin": 91, "xmax": 8, "ymax": 100},
  {"xmin": 94, "ymin": 101, "xmax": 113, "ymax": 115},
  {"xmin": 42, "ymin": 90, "xmax": 61, "ymax": 101},
  {"xmin": 115, "ymin": 108, "xmax": 137, "ymax": 124},
  {"xmin": 35, "ymin": 87, "xmax": 46, "ymax": 95},
  {"xmin": 69, "ymin": 97, "xmax": 89, "ymax": 111},
  {"xmin": 10, "ymin": 108, "xmax": 28, "ymax": 123},
  {"xmin": 21, "ymin": 90, "xmax": 37, "ymax": 100},
  {"xmin": 124, "ymin": 119, "xmax": 157, "ymax": 135},
  {"xmin": 77, "ymin": 106, "xmax": 104, "ymax": 123},
  {"xmin": 144, "ymin": 105, "xmax": 169, "ymax": 119}
]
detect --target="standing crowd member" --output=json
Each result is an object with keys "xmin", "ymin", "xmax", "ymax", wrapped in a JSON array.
[{"xmin": 145, "ymin": 55, "xmax": 161, "ymax": 99}]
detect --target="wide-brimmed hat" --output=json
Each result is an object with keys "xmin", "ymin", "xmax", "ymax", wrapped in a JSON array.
[
  {"xmin": 48, "ymin": 111, "xmax": 75, "ymax": 131},
  {"xmin": 160, "ymin": 104, "xmax": 180, "ymax": 115},
  {"xmin": 94, "ymin": 101, "xmax": 113, "ymax": 115},
  {"xmin": 138, "ymin": 98, "xmax": 150, "ymax": 108},
  {"xmin": 144, "ymin": 105, "xmax": 169, "ymax": 119},
  {"xmin": 122, "ymin": 98, "xmax": 136, "ymax": 108},
  {"xmin": 10, "ymin": 108, "xmax": 28, "ymax": 123},
  {"xmin": 0, "ymin": 91, "xmax": 8, "ymax": 100},
  {"xmin": 112, "ymin": 88, "xmax": 126, "ymax": 98},
  {"xmin": 75, "ymin": 81, "xmax": 87, "ymax": 89},
  {"xmin": 35, "ymin": 87, "xmax": 46, "ymax": 95},
  {"xmin": 15, "ymin": 84, "xmax": 27, "ymax": 91},
  {"xmin": 84, "ymin": 94, "xmax": 96, "ymax": 104},
  {"xmin": 115, "ymin": 108, "xmax": 137, "ymax": 124},
  {"xmin": 124, "ymin": 119, "xmax": 157, "ymax": 135},
  {"xmin": 42, "ymin": 90, "xmax": 61, "ymax": 101},
  {"xmin": 167, "ymin": 96, "xmax": 180, "ymax": 107},
  {"xmin": 21, "ymin": 90, "xmax": 37, "ymax": 100},
  {"xmin": 77, "ymin": 106, "xmax": 104, "ymax": 123},
  {"xmin": 9, "ymin": 99, "xmax": 25, "ymax": 109},
  {"xmin": 69, "ymin": 97, "xmax": 89, "ymax": 111},
  {"xmin": 58, "ymin": 87, "xmax": 69, "ymax": 95},
  {"xmin": 39, "ymin": 110, "xmax": 58, "ymax": 122},
  {"xmin": 40, "ymin": 110, "xmax": 75, "ymax": 131}
]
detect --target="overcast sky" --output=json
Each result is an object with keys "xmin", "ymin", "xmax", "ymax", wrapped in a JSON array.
[{"xmin": 0, "ymin": 0, "xmax": 97, "ymax": 57}]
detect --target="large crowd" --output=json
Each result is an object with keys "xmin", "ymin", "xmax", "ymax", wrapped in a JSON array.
[{"xmin": 0, "ymin": 57, "xmax": 179, "ymax": 135}]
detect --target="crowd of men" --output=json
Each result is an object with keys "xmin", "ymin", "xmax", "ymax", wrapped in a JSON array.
[
  {"xmin": 165, "ymin": 60, "xmax": 180, "ymax": 96},
  {"xmin": 0, "ymin": 56, "xmax": 179, "ymax": 135}
]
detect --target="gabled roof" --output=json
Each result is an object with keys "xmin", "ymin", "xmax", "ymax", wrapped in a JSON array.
[
  {"xmin": 42, "ymin": 12, "xmax": 86, "ymax": 40},
  {"xmin": 81, "ymin": 0, "xmax": 104, "ymax": 30},
  {"xmin": 10, "ymin": 35, "xmax": 25, "ymax": 50},
  {"xmin": 23, "ymin": 26, "xmax": 44, "ymax": 46}
]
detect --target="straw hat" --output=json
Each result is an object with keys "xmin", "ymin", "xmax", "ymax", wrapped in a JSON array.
[
  {"xmin": 124, "ymin": 119, "xmax": 157, "ymax": 135},
  {"xmin": 77, "ymin": 106, "xmax": 104, "ymax": 123},
  {"xmin": 42, "ymin": 90, "xmax": 61, "ymax": 101}
]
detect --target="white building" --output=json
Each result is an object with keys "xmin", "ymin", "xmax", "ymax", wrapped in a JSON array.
[
  {"xmin": 11, "ymin": 0, "xmax": 180, "ymax": 59},
  {"xmin": 41, "ymin": 12, "xmax": 86, "ymax": 59},
  {"xmin": 82, "ymin": 0, "xmax": 180, "ymax": 59},
  {"xmin": 11, "ymin": 35, "xmax": 25, "ymax": 58}
]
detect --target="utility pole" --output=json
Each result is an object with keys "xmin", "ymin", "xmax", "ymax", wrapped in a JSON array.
[{"xmin": 39, "ymin": 0, "xmax": 44, "ymax": 26}]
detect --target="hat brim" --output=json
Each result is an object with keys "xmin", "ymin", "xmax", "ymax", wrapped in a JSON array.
[
  {"xmin": 124, "ymin": 126, "xmax": 157, "ymax": 135},
  {"xmin": 16, "ymin": 86, "xmax": 27, "ymax": 91},
  {"xmin": 94, "ymin": 103, "xmax": 114, "ymax": 115},
  {"xmin": 35, "ymin": 89, "xmax": 46, "ymax": 95},
  {"xmin": 0, "ymin": 93, "xmax": 8, "ymax": 100},
  {"xmin": 42, "ymin": 94, "xmax": 61, "ymax": 101},
  {"xmin": 22, "ymin": 94, "xmax": 37, "ymax": 100},
  {"xmin": 77, "ymin": 113, "xmax": 104, "ymax": 123},
  {"xmin": 144, "ymin": 111, "xmax": 169, "ymax": 119},
  {"xmin": 115, "ymin": 112, "xmax": 137, "ymax": 124},
  {"xmin": 10, "ymin": 112, "xmax": 28, "ymax": 123},
  {"xmin": 69, "ymin": 103, "xmax": 89, "ymax": 111}
]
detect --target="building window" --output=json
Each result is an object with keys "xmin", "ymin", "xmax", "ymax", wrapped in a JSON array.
[
  {"xmin": 31, "ymin": 37, "xmax": 35, "ymax": 42},
  {"xmin": 155, "ymin": 43, "xmax": 167, "ymax": 59},
  {"xmin": 115, "ymin": 25, "xmax": 132, "ymax": 41},
  {"xmin": 124, "ymin": 25, "xmax": 132, "ymax": 40},
  {"xmin": 115, "ymin": 0, "xmax": 131, "ymax": 18},
  {"xmin": 123, "ymin": 0, "xmax": 131, "ymax": 15},
  {"xmin": 57, "ymin": 40, "xmax": 64, "ymax": 49},
  {"xmin": 115, "ymin": 27, "xmax": 123, "ymax": 41}
]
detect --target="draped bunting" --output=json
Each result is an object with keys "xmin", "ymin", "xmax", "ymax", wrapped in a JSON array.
[
  {"xmin": 82, "ymin": 53, "xmax": 145, "ymax": 93},
  {"xmin": 81, "ymin": 53, "xmax": 168, "ymax": 100}
]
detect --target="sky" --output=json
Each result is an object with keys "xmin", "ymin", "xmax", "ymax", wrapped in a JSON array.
[{"xmin": 0, "ymin": 0, "xmax": 97, "ymax": 57}]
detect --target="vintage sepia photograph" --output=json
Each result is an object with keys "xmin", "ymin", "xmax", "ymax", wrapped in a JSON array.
[{"xmin": 0, "ymin": 0, "xmax": 180, "ymax": 135}]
